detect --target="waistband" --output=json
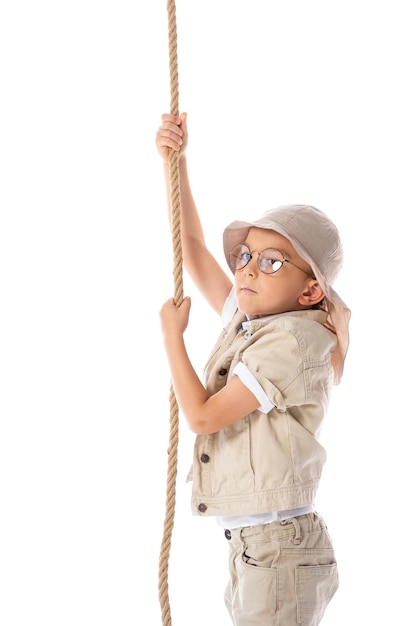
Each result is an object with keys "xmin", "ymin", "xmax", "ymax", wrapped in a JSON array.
[
  {"xmin": 217, "ymin": 504, "xmax": 315, "ymax": 530},
  {"xmin": 224, "ymin": 512, "xmax": 326, "ymax": 545}
]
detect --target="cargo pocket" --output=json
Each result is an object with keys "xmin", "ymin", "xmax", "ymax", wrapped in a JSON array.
[{"xmin": 295, "ymin": 562, "xmax": 339, "ymax": 625}]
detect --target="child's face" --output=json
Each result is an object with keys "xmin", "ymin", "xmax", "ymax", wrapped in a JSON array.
[{"xmin": 233, "ymin": 227, "xmax": 316, "ymax": 317}]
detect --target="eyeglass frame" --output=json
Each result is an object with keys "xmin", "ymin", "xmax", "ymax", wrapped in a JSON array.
[{"xmin": 229, "ymin": 243, "xmax": 315, "ymax": 277}]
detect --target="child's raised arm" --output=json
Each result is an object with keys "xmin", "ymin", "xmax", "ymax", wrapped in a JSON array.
[{"xmin": 156, "ymin": 113, "xmax": 232, "ymax": 316}]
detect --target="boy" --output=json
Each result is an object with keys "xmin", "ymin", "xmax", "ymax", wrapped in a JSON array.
[{"xmin": 156, "ymin": 112, "xmax": 350, "ymax": 626}]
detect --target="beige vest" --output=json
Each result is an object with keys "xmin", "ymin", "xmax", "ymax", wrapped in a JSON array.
[{"xmin": 190, "ymin": 308, "xmax": 337, "ymax": 517}]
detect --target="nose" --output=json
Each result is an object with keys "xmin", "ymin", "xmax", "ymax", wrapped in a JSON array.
[{"xmin": 243, "ymin": 253, "xmax": 258, "ymax": 276}]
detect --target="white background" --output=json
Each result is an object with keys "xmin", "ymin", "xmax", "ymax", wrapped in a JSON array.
[{"xmin": 1, "ymin": 1, "xmax": 417, "ymax": 624}]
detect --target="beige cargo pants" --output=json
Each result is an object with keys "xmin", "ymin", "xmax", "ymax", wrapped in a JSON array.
[{"xmin": 223, "ymin": 512, "xmax": 338, "ymax": 626}]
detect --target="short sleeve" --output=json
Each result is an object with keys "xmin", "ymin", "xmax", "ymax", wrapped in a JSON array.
[
  {"xmin": 232, "ymin": 362, "xmax": 275, "ymax": 414},
  {"xmin": 240, "ymin": 328, "xmax": 306, "ymax": 411}
]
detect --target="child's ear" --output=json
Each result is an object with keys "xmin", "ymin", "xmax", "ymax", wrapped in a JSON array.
[{"xmin": 298, "ymin": 280, "xmax": 325, "ymax": 307}]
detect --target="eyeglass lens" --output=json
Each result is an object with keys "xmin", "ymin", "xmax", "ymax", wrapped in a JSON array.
[{"xmin": 229, "ymin": 244, "xmax": 284, "ymax": 274}]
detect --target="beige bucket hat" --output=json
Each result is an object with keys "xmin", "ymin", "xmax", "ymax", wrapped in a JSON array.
[{"xmin": 223, "ymin": 204, "xmax": 351, "ymax": 384}]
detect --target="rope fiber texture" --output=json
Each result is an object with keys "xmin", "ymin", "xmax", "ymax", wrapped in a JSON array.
[{"xmin": 158, "ymin": 1, "xmax": 183, "ymax": 624}]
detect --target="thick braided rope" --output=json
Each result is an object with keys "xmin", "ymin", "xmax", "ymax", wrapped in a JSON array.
[{"xmin": 158, "ymin": 1, "xmax": 183, "ymax": 624}]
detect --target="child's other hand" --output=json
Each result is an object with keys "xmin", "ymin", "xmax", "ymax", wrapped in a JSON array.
[
  {"xmin": 159, "ymin": 296, "xmax": 191, "ymax": 338},
  {"xmin": 156, "ymin": 112, "xmax": 188, "ymax": 162}
]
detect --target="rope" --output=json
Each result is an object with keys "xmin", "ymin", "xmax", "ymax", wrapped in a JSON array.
[{"xmin": 158, "ymin": 1, "xmax": 183, "ymax": 624}]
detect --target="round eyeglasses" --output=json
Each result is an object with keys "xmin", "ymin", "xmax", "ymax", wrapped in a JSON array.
[{"xmin": 229, "ymin": 243, "xmax": 313, "ymax": 276}]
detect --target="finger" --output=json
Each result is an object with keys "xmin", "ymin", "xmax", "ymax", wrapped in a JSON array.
[
  {"xmin": 161, "ymin": 113, "xmax": 181, "ymax": 125},
  {"xmin": 159, "ymin": 120, "xmax": 183, "ymax": 138},
  {"xmin": 179, "ymin": 112, "xmax": 188, "ymax": 133},
  {"xmin": 157, "ymin": 124, "xmax": 183, "ymax": 141},
  {"xmin": 156, "ymin": 138, "xmax": 182, "ymax": 153},
  {"xmin": 156, "ymin": 129, "xmax": 183, "ymax": 152},
  {"xmin": 180, "ymin": 296, "xmax": 191, "ymax": 311},
  {"xmin": 160, "ymin": 115, "xmax": 183, "ymax": 138}
]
